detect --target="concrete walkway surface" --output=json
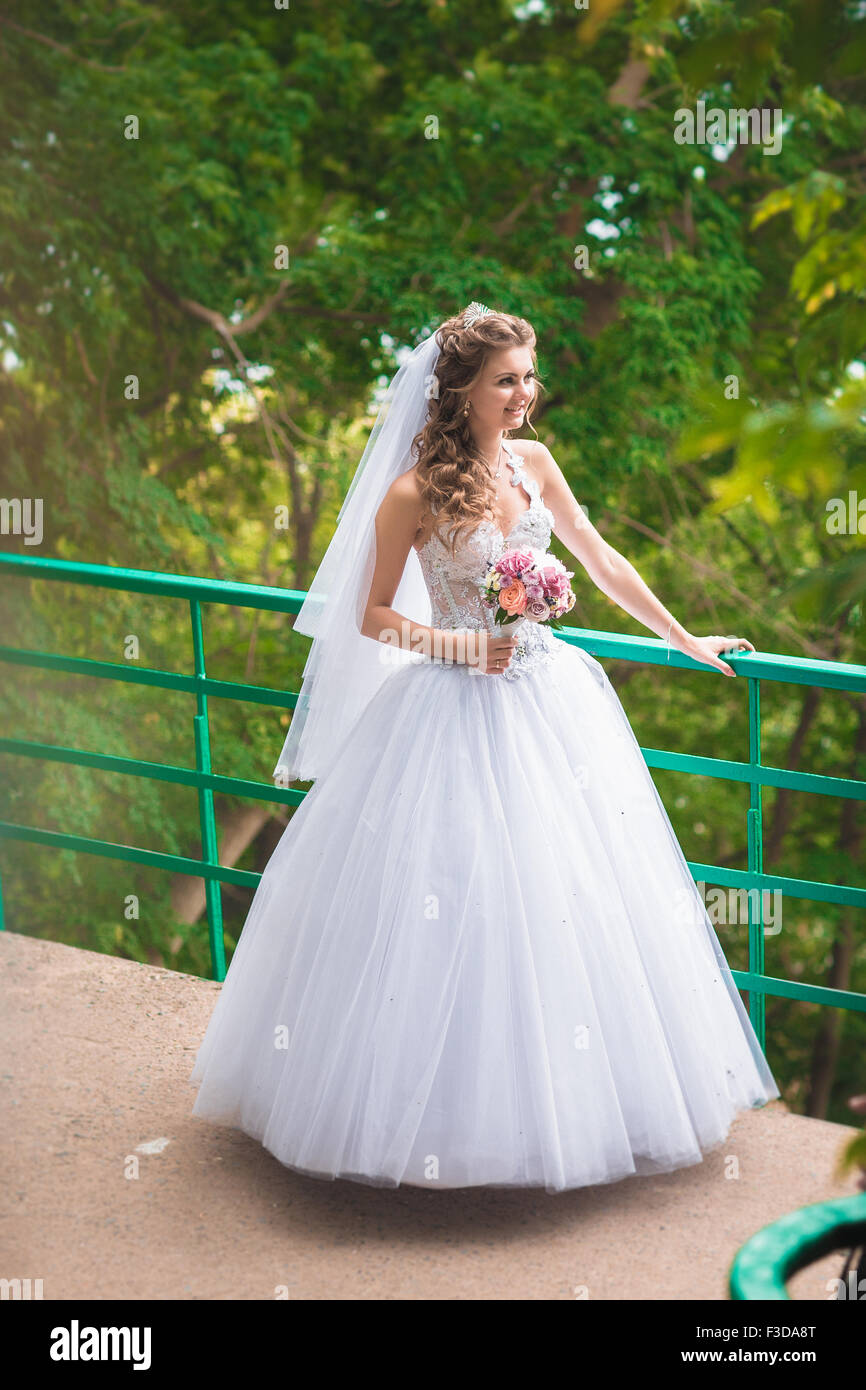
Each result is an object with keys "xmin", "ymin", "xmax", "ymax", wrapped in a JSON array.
[{"xmin": 1, "ymin": 931, "xmax": 860, "ymax": 1300}]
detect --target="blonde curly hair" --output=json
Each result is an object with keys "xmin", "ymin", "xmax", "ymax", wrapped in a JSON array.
[{"xmin": 410, "ymin": 306, "xmax": 544, "ymax": 556}]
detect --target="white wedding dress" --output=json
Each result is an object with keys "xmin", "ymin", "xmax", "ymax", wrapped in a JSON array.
[{"xmin": 189, "ymin": 442, "xmax": 780, "ymax": 1193}]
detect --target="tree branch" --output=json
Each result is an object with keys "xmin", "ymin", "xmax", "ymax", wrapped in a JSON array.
[
  {"xmin": 0, "ymin": 17, "xmax": 125, "ymax": 73},
  {"xmin": 608, "ymin": 507, "xmax": 832, "ymax": 662},
  {"xmin": 607, "ymin": 58, "xmax": 651, "ymax": 111}
]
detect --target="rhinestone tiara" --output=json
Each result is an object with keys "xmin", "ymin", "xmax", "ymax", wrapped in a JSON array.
[{"xmin": 463, "ymin": 301, "xmax": 493, "ymax": 328}]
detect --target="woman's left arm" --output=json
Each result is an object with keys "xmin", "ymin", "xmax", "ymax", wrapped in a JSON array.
[{"xmin": 527, "ymin": 440, "xmax": 754, "ymax": 678}]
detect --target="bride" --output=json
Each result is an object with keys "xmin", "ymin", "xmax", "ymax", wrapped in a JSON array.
[{"xmin": 189, "ymin": 303, "xmax": 780, "ymax": 1193}]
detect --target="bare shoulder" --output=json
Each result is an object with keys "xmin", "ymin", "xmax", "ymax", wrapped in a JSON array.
[
  {"xmin": 509, "ymin": 438, "xmax": 557, "ymax": 485},
  {"xmin": 380, "ymin": 466, "xmax": 430, "ymax": 549},
  {"xmin": 386, "ymin": 465, "xmax": 422, "ymax": 498},
  {"xmin": 383, "ymin": 466, "xmax": 426, "ymax": 512}
]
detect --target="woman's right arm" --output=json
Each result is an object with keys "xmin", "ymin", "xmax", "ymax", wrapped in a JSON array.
[{"xmin": 360, "ymin": 473, "xmax": 517, "ymax": 673}]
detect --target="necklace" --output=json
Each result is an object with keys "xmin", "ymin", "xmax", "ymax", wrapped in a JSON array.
[{"xmin": 485, "ymin": 442, "xmax": 504, "ymax": 481}]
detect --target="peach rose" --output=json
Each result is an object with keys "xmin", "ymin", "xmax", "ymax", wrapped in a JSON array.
[{"xmin": 500, "ymin": 579, "xmax": 527, "ymax": 615}]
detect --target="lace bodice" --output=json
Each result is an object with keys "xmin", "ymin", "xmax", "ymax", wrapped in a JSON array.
[{"xmin": 415, "ymin": 441, "xmax": 561, "ymax": 680}]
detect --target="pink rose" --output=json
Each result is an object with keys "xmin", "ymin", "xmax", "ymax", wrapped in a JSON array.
[{"xmin": 524, "ymin": 598, "xmax": 549, "ymax": 623}]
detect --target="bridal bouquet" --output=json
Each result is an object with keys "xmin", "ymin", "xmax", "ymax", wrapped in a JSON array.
[{"xmin": 480, "ymin": 546, "xmax": 576, "ymax": 630}]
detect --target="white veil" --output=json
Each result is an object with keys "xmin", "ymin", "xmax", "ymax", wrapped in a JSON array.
[{"xmin": 273, "ymin": 329, "xmax": 443, "ymax": 786}]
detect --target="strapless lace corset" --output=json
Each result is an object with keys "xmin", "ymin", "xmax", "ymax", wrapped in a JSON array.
[{"xmin": 415, "ymin": 442, "xmax": 561, "ymax": 680}]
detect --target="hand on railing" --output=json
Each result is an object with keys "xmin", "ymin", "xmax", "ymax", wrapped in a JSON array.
[{"xmin": 673, "ymin": 632, "xmax": 756, "ymax": 679}]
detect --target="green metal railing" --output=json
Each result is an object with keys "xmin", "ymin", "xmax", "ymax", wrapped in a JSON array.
[
  {"xmin": 1, "ymin": 552, "xmax": 865, "ymax": 1053},
  {"xmin": 730, "ymin": 1191, "xmax": 866, "ymax": 1300}
]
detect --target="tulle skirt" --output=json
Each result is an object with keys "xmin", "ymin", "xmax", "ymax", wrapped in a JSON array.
[{"xmin": 189, "ymin": 640, "xmax": 780, "ymax": 1194}]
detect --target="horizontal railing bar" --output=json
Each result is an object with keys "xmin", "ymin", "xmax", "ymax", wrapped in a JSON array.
[
  {"xmin": 0, "ymin": 739, "xmax": 307, "ymax": 804},
  {"xmin": 0, "ymin": 821, "xmax": 260, "ymax": 887},
  {"xmin": 5, "ymin": 733, "xmax": 861, "ymax": 828},
  {"xmin": 0, "ymin": 816, "xmax": 860, "ymax": 915},
  {"xmin": 2, "ymin": 551, "xmax": 865, "ymax": 692},
  {"xmin": 555, "ymin": 626, "xmax": 866, "ymax": 692},
  {"xmin": 643, "ymin": 746, "xmax": 866, "ymax": 801},
  {"xmin": 0, "ymin": 647, "xmax": 298, "ymax": 710},
  {"xmin": 687, "ymin": 859, "xmax": 866, "ymax": 909},
  {"xmin": 3, "ymin": 728, "xmax": 861, "ymax": 811},
  {"xmin": 2, "ymin": 815, "xmax": 862, "ymax": 1011},
  {"xmin": 1, "ymin": 662, "xmax": 864, "ymax": 802},
  {"xmin": 0, "ymin": 551, "xmax": 307, "ymax": 614},
  {"xmin": 732, "ymin": 969, "xmax": 866, "ymax": 1013}
]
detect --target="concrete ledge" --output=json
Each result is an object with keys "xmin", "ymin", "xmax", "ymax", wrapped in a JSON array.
[{"xmin": 1, "ymin": 930, "xmax": 860, "ymax": 1300}]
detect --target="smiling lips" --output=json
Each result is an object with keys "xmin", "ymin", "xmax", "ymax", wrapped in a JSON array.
[{"xmin": 505, "ymin": 405, "xmax": 525, "ymax": 415}]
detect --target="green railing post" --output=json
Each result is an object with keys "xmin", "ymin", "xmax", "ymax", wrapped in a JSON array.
[
  {"xmin": 190, "ymin": 598, "xmax": 226, "ymax": 982},
  {"xmin": 747, "ymin": 675, "xmax": 766, "ymax": 1050}
]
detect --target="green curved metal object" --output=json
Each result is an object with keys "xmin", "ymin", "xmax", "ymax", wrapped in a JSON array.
[{"xmin": 729, "ymin": 1191, "xmax": 866, "ymax": 1300}]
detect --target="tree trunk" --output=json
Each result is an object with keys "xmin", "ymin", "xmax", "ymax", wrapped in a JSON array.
[{"xmin": 170, "ymin": 802, "xmax": 282, "ymax": 925}]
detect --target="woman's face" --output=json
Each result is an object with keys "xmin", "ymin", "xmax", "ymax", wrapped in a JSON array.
[{"xmin": 466, "ymin": 345, "xmax": 536, "ymax": 437}]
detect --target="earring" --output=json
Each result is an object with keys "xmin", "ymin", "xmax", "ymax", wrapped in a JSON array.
[{"xmin": 463, "ymin": 400, "xmax": 471, "ymax": 417}]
